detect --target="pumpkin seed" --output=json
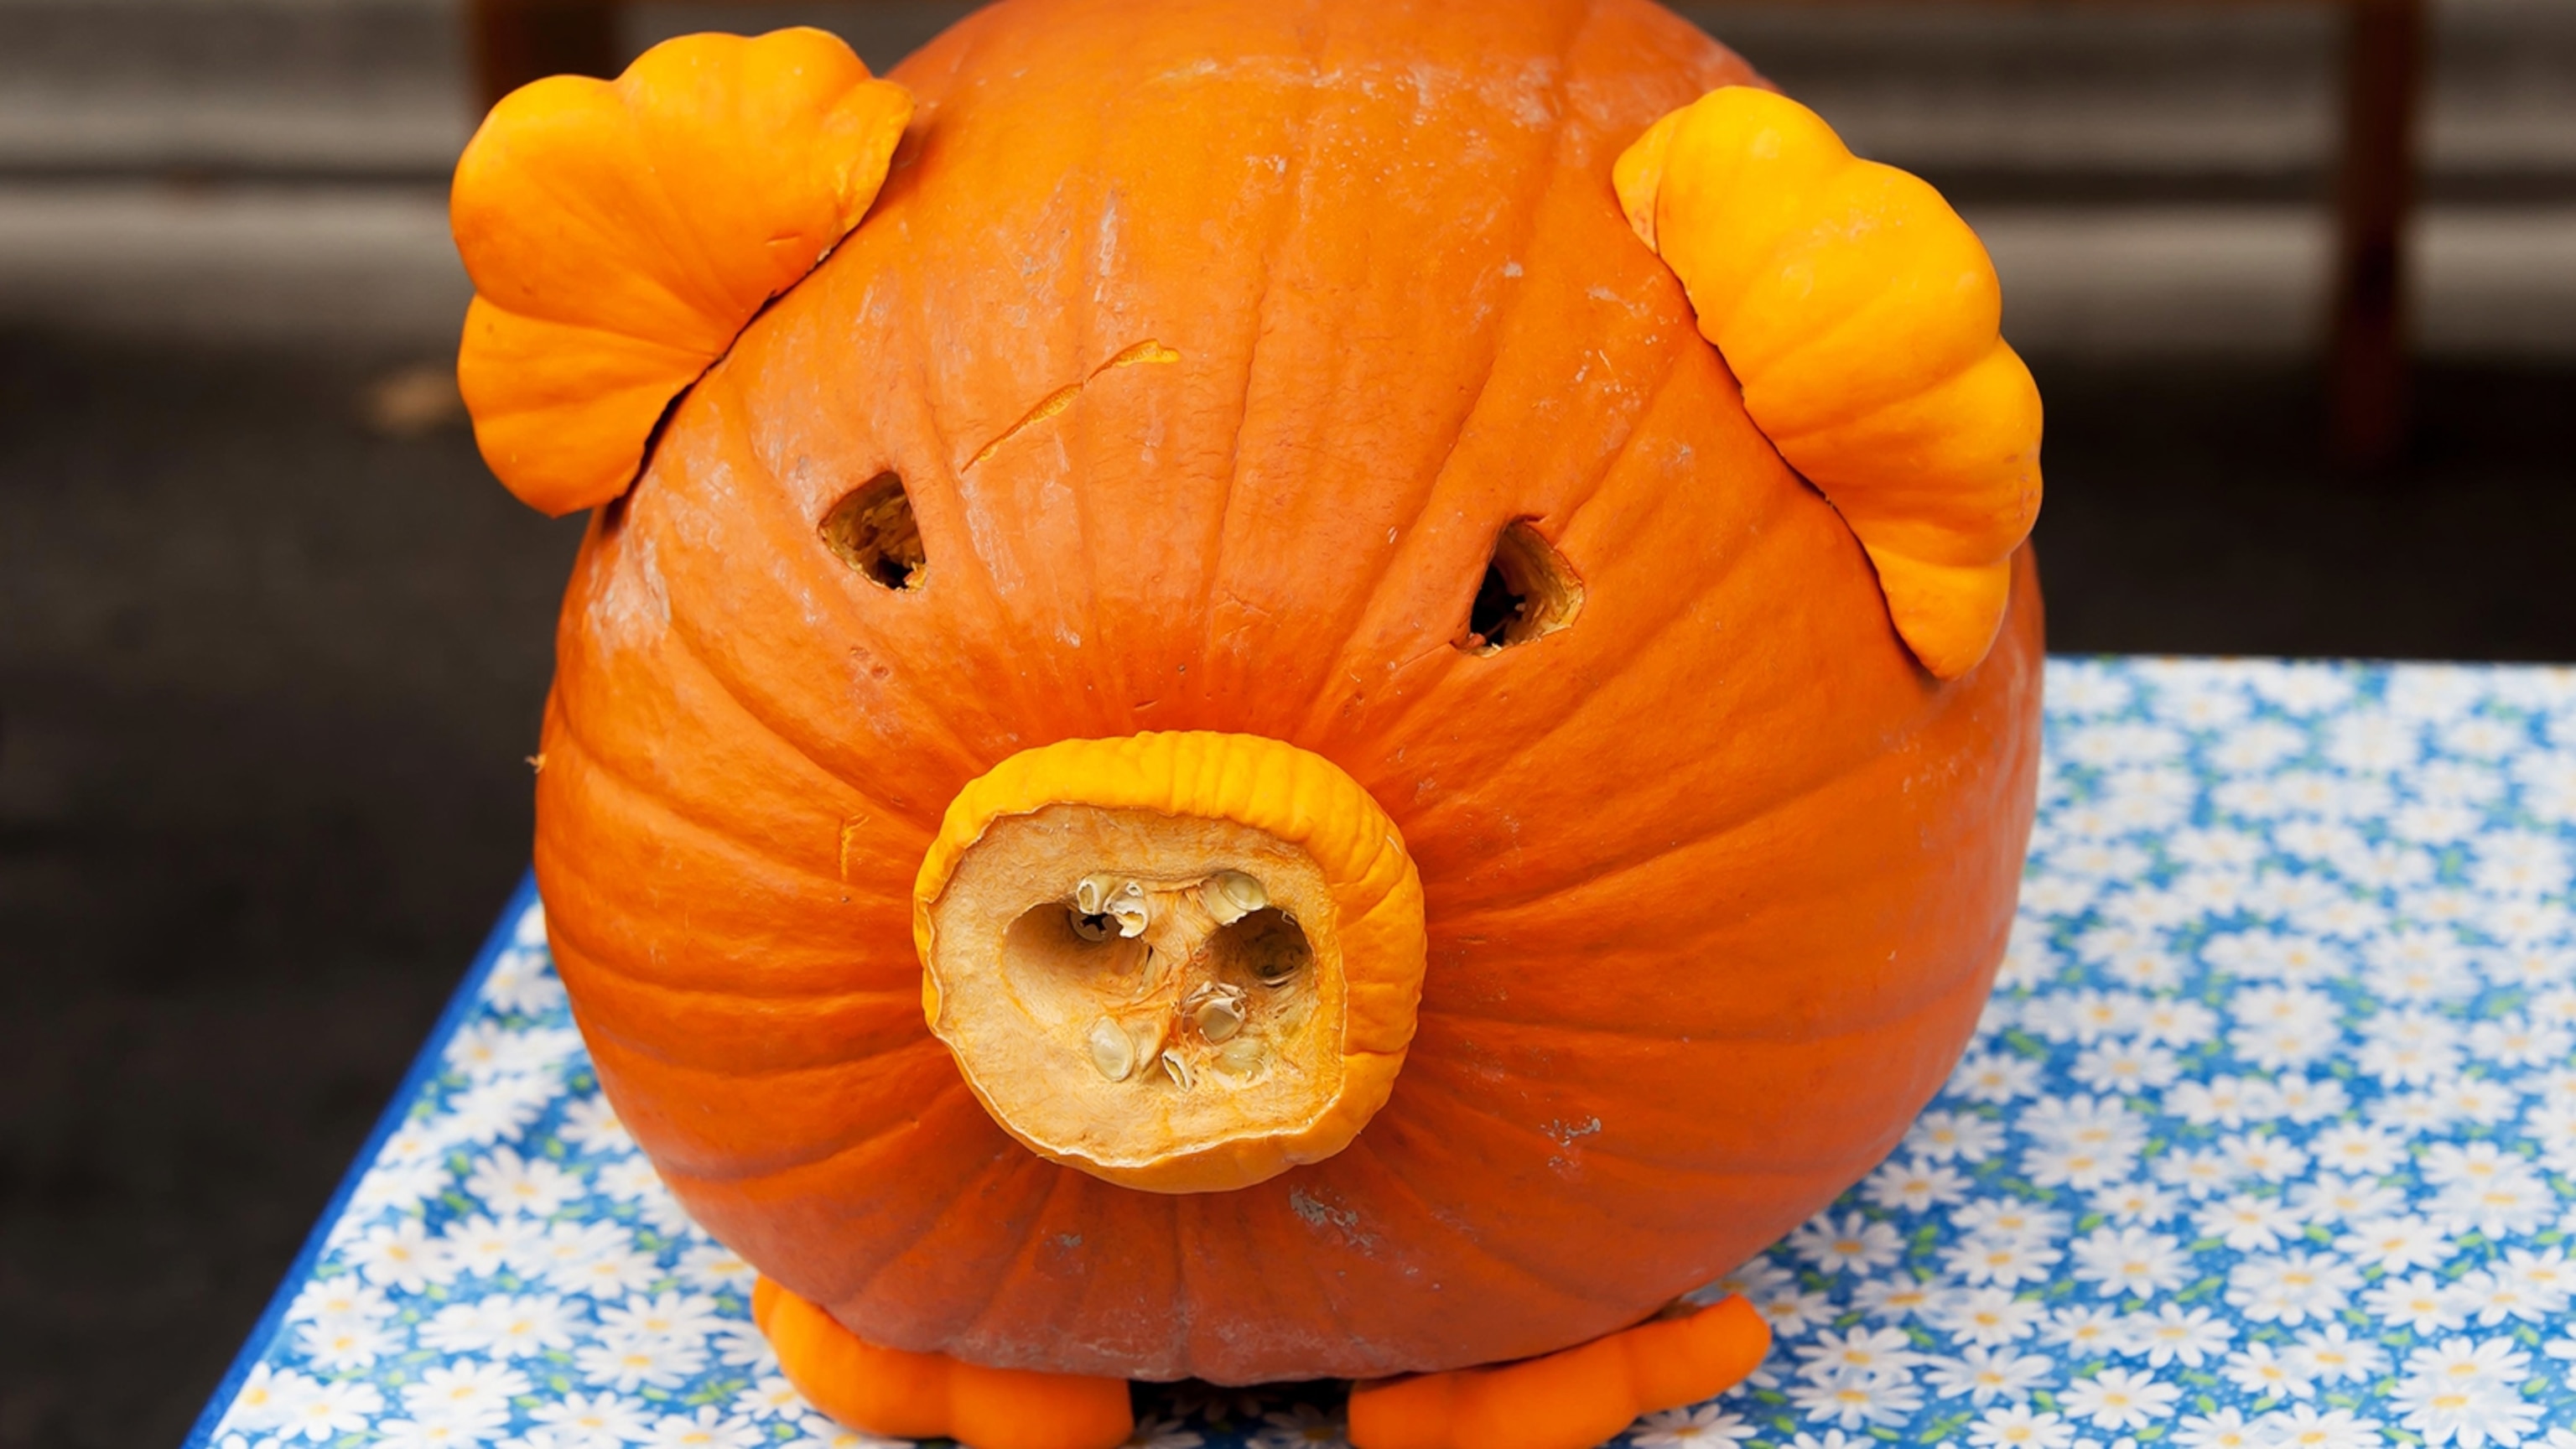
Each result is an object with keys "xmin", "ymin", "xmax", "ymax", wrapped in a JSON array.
[
  {"xmin": 1159, "ymin": 1049, "xmax": 1194, "ymax": 1091},
  {"xmin": 1105, "ymin": 879, "xmax": 1151, "ymax": 938},
  {"xmin": 1200, "ymin": 870, "xmax": 1268, "ymax": 925},
  {"xmin": 1193, "ymin": 991, "xmax": 1245, "ymax": 1043},
  {"xmin": 1085, "ymin": 1017, "xmax": 1135, "ymax": 1082},
  {"xmin": 1214, "ymin": 1036, "xmax": 1265, "ymax": 1076}
]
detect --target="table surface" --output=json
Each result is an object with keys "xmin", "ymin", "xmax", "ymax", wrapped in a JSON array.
[{"xmin": 191, "ymin": 657, "xmax": 2576, "ymax": 1449}]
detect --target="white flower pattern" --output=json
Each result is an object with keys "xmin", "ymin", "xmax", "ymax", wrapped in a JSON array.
[{"xmin": 194, "ymin": 661, "xmax": 2576, "ymax": 1448}]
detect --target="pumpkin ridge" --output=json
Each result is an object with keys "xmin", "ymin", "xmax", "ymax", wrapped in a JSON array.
[
  {"xmin": 943, "ymin": 1160, "xmax": 1083, "ymax": 1348},
  {"xmin": 1384, "ymin": 1068, "xmax": 1818, "ymax": 1182},
  {"xmin": 574, "ymin": 1000, "xmax": 948, "ymax": 1095},
  {"xmin": 536, "ymin": 845, "xmax": 908, "ymax": 1005},
  {"xmin": 1395, "ymin": 1046, "xmax": 1951, "ymax": 1182},
  {"xmin": 647, "ymin": 503, "xmax": 901, "ymax": 810},
  {"xmin": 651, "ymin": 1089, "xmax": 1015, "ymax": 1260},
  {"xmin": 1409, "ymin": 970, "xmax": 1973, "ymax": 1043},
  {"xmin": 1396, "ymin": 937, "xmax": 2005, "ymax": 1187},
  {"xmin": 610, "ymin": 1047, "xmax": 976, "ymax": 1183},
  {"xmin": 544, "ymin": 711, "xmax": 915, "ymax": 900},
  {"xmin": 886, "ymin": 31, "xmax": 1160, "ymax": 715},
  {"xmin": 1411, "ymin": 737, "xmax": 1988, "ymax": 917},
  {"xmin": 642, "ymin": 371, "xmax": 995, "ymax": 808},
  {"xmin": 1178, "ymin": 1188, "xmax": 1394, "ymax": 1384},
  {"xmin": 562, "ymin": 948, "xmax": 922, "ymax": 1012},
  {"xmin": 1161, "ymin": 1191, "xmax": 1197, "ymax": 1375},
  {"xmin": 539, "ymin": 727, "xmax": 922, "ymax": 930},
  {"xmin": 1303, "ymin": 327, "xmax": 1724, "ymax": 772},
  {"xmin": 1405, "ymin": 761, "xmax": 1861, "ymax": 923},
  {"xmin": 932, "ymin": 1150, "xmax": 1102, "ymax": 1351},
  {"xmin": 1338, "ymin": 1130, "xmax": 1671, "ymax": 1307},
  {"xmin": 1343, "ymin": 1107, "xmax": 1852, "ymax": 1351},
  {"xmin": 865, "ymin": 217, "xmax": 1122, "ymax": 745},
  {"xmin": 1267, "ymin": 83, "xmax": 1607, "ymax": 716},
  {"xmin": 1062, "ymin": 114, "xmax": 1115, "ymax": 677},
  {"xmin": 1414, "ymin": 684, "xmax": 2012, "ymax": 930},
  {"xmin": 558, "ymin": 970, "xmax": 925, "ymax": 1082},
  {"xmin": 1379, "ymin": 564, "xmax": 1781, "ymax": 841},
  {"xmin": 706, "ymin": 1156, "xmax": 1032, "ymax": 1343},
  {"xmin": 567, "ymin": 989, "xmax": 931, "ymax": 1080},
  {"xmin": 1749, "ymin": 296, "xmax": 1995, "ymax": 450},
  {"xmin": 793, "ymin": 290, "xmax": 1051, "ymax": 765},
  {"xmin": 1293, "ymin": 7, "xmax": 1762, "ymax": 752},
  {"xmin": 1285, "ymin": 5, "xmax": 1593, "ymax": 701},
  {"xmin": 880, "ymin": 250, "xmax": 1024, "ymax": 657},
  {"xmin": 1179, "ymin": 37, "xmax": 1536, "ymax": 725},
  {"xmin": 1186, "ymin": 17, "xmax": 1334, "ymax": 673},
  {"xmin": 538, "ymin": 868, "xmax": 911, "ymax": 1015},
  {"xmin": 1389, "ymin": 558, "xmax": 1979, "ymax": 919},
  {"xmin": 1272, "ymin": 1137, "xmax": 1659, "ymax": 1366},
  {"xmin": 1542, "ymin": 309, "xmax": 1701, "ymax": 534},
  {"xmin": 538, "ymin": 742, "xmax": 932, "ymax": 989}
]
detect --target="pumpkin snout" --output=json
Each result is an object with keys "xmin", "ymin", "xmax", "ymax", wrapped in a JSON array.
[{"xmin": 912, "ymin": 732, "xmax": 1426, "ymax": 1194}]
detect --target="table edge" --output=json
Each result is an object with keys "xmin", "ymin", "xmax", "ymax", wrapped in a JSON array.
[{"xmin": 179, "ymin": 868, "xmax": 542, "ymax": 1449}]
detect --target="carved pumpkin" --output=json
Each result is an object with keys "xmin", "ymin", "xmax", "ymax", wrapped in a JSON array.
[{"xmin": 457, "ymin": 0, "xmax": 2044, "ymax": 1429}]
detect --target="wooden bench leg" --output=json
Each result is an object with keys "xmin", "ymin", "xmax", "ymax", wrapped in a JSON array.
[
  {"xmin": 2325, "ymin": 0, "xmax": 2428, "ymax": 468},
  {"xmin": 468, "ymin": 0, "xmax": 623, "ymax": 112}
]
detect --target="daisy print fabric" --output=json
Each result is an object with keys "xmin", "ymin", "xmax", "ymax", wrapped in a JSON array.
[{"xmin": 194, "ymin": 660, "xmax": 2576, "ymax": 1449}]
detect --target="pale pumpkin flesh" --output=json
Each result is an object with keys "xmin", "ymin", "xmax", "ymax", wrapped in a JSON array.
[{"xmin": 916, "ymin": 731, "xmax": 1426, "ymax": 1193}]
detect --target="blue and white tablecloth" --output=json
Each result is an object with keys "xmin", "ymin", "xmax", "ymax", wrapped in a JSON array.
[{"xmin": 190, "ymin": 658, "xmax": 2576, "ymax": 1449}]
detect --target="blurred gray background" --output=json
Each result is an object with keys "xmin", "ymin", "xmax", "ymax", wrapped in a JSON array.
[{"xmin": 0, "ymin": 2, "xmax": 2571, "ymax": 1445}]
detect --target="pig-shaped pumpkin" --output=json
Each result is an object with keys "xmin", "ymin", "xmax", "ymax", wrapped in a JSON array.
[{"xmin": 450, "ymin": 3, "xmax": 2043, "ymax": 1446}]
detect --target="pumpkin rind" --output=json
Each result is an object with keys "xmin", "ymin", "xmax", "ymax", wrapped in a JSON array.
[
  {"xmin": 915, "ymin": 730, "xmax": 1427, "ymax": 1193},
  {"xmin": 529, "ymin": 0, "xmax": 2044, "ymax": 1384},
  {"xmin": 1613, "ymin": 86, "xmax": 2044, "ymax": 679},
  {"xmin": 1347, "ymin": 1295, "xmax": 1770, "ymax": 1449},
  {"xmin": 452, "ymin": 28, "xmax": 913, "ymax": 516},
  {"xmin": 754, "ymin": 1276, "xmax": 1134, "ymax": 1449}
]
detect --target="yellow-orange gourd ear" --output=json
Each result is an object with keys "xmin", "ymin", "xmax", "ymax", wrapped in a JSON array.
[
  {"xmin": 451, "ymin": 29, "xmax": 913, "ymax": 517},
  {"xmin": 1613, "ymin": 87, "xmax": 2042, "ymax": 680}
]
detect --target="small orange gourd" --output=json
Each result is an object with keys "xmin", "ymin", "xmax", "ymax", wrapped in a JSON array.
[{"xmin": 454, "ymin": 3, "xmax": 2042, "ymax": 1446}]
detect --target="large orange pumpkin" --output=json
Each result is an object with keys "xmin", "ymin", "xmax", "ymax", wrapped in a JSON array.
[{"xmin": 490, "ymin": 0, "xmax": 2042, "ymax": 1395}]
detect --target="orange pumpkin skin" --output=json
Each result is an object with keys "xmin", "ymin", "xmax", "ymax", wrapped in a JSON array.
[{"xmin": 532, "ymin": 0, "xmax": 2043, "ymax": 1386}]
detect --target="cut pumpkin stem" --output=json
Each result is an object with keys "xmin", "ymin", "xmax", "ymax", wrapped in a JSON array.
[
  {"xmin": 915, "ymin": 732, "xmax": 1426, "ymax": 1194},
  {"xmin": 1346, "ymin": 1295, "xmax": 1772, "ymax": 1449},
  {"xmin": 753, "ymin": 1276, "xmax": 1133, "ymax": 1449}
]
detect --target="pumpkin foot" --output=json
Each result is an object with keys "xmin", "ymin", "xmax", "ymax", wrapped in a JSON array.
[
  {"xmin": 1345, "ymin": 1295, "xmax": 1770, "ymax": 1449},
  {"xmin": 751, "ymin": 1276, "xmax": 1133, "ymax": 1449}
]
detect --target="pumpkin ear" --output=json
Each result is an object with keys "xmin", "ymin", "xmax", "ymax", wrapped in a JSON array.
[
  {"xmin": 1613, "ymin": 88, "xmax": 2041, "ymax": 680},
  {"xmin": 451, "ymin": 29, "xmax": 913, "ymax": 517}
]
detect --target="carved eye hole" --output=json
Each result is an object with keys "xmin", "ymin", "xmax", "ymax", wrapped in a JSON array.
[
  {"xmin": 1457, "ymin": 520, "xmax": 1582, "ymax": 655},
  {"xmin": 821, "ymin": 471, "xmax": 925, "ymax": 590}
]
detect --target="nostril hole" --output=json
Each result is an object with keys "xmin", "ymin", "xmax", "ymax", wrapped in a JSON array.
[
  {"xmin": 1467, "ymin": 562, "xmax": 1519, "ymax": 647},
  {"xmin": 820, "ymin": 471, "xmax": 925, "ymax": 590},
  {"xmin": 1457, "ymin": 519, "xmax": 1581, "ymax": 654}
]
